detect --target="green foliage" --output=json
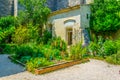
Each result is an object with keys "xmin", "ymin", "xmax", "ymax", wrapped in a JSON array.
[
  {"xmin": 88, "ymin": 42, "xmax": 99, "ymax": 56},
  {"xmin": 41, "ymin": 45, "xmax": 61, "ymax": 60},
  {"xmin": 90, "ymin": 0, "xmax": 120, "ymax": 34},
  {"xmin": 51, "ymin": 37, "xmax": 67, "ymax": 51},
  {"xmin": 12, "ymin": 24, "xmax": 39, "ymax": 44},
  {"xmin": 42, "ymin": 30, "xmax": 52, "ymax": 44},
  {"xmin": 115, "ymin": 38, "xmax": 120, "ymax": 50},
  {"xmin": 101, "ymin": 40, "xmax": 117, "ymax": 57},
  {"xmin": 26, "ymin": 58, "xmax": 54, "ymax": 72},
  {"xmin": 0, "ymin": 16, "xmax": 15, "ymax": 29},
  {"xmin": 0, "ymin": 16, "xmax": 16, "ymax": 43},
  {"xmin": 13, "ymin": 42, "xmax": 66, "ymax": 63},
  {"xmin": 0, "ymin": 26, "xmax": 15, "ymax": 43},
  {"xmin": 18, "ymin": 0, "xmax": 51, "ymax": 25},
  {"xmin": 13, "ymin": 43, "xmax": 44, "ymax": 62},
  {"xmin": 0, "ymin": 44, "xmax": 17, "ymax": 54},
  {"xmin": 106, "ymin": 51, "xmax": 120, "ymax": 65},
  {"xmin": 70, "ymin": 42, "xmax": 87, "ymax": 60},
  {"xmin": 88, "ymin": 36, "xmax": 117, "ymax": 57}
]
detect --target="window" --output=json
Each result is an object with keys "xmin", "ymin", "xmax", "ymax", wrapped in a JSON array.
[{"xmin": 87, "ymin": 13, "xmax": 89, "ymax": 19}]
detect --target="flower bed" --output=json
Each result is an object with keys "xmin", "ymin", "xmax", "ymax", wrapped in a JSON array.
[
  {"xmin": 35, "ymin": 59, "xmax": 89, "ymax": 74},
  {"xmin": 8, "ymin": 55, "xmax": 89, "ymax": 74}
]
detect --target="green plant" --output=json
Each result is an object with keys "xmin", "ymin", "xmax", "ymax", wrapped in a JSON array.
[
  {"xmin": 69, "ymin": 42, "xmax": 87, "ymax": 60},
  {"xmin": 20, "ymin": 56, "xmax": 31, "ymax": 63},
  {"xmin": 41, "ymin": 45, "xmax": 61, "ymax": 60},
  {"xmin": 0, "ymin": 16, "xmax": 16, "ymax": 43},
  {"xmin": 42, "ymin": 30, "xmax": 52, "ymax": 44},
  {"xmin": 18, "ymin": 0, "xmax": 51, "ymax": 36},
  {"xmin": 26, "ymin": 58, "xmax": 54, "ymax": 72},
  {"xmin": 116, "ymin": 38, "xmax": 120, "ymax": 50},
  {"xmin": 51, "ymin": 37, "xmax": 67, "ymax": 51},
  {"xmin": 0, "ymin": 16, "xmax": 15, "ymax": 29},
  {"xmin": 0, "ymin": 44, "xmax": 17, "ymax": 54},
  {"xmin": 101, "ymin": 40, "xmax": 117, "ymax": 57},
  {"xmin": 12, "ymin": 24, "xmax": 39, "ymax": 44},
  {"xmin": 90, "ymin": 0, "xmax": 120, "ymax": 34},
  {"xmin": 13, "ymin": 43, "xmax": 44, "ymax": 61},
  {"xmin": 106, "ymin": 51, "xmax": 120, "ymax": 65},
  {"xmin": 88, "ymin": 42, "xmax": 99, "ymax": 56}
]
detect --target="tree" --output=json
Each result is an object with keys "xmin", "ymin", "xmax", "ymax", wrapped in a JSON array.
[
  {"xmin": 90, "ymin": 0, "xmax": 120, "ymax": 35},
  {"xmin": 18, "ymin": 0, "xmax": 51, "ymax": 36}
]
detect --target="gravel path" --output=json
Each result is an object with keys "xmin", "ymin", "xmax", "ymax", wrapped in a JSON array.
[{"xmin": 0, "ymin": 54, "xmax": 120, "ymax": 80}]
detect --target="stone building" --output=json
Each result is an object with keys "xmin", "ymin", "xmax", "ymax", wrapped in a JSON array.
[
  {"xmin": 0, "ymin": 0, "xmax": 93, "ymax": 45},
  {"xmin": 0, "ymin": 0, "xmax": 17, "ymax": 17},
  {"xmin": 47, "ymin": 0, "xmax": 93, "ymax": 45}
]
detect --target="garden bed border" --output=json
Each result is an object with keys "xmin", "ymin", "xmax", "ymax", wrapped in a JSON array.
[
  {"xmin": 8, "ymin": 56, "xmax": 26, "ymax": 66},
  {"xmin": 8, "ymin": 56, "xmax": 89, "ymax": 74},
  {"xmin": 35, "ymin": 58, "xmax": 89, "ymax": 74}
]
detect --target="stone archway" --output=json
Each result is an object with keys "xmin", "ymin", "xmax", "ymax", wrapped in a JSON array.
[{"xmin": 64, "ymin": 19, "xmax": 75, "ymax": 45}]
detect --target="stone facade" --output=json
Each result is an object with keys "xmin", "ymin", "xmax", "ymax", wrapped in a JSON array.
[
  {"xmin": 47, "ymin": 0, "xmax": 80, "ymax": 11},
  {"xmin": 47, "ymin": 0, "xmax": 93, "ymax": 11},
  {"xmin": 0, "ymin": 0, "xmax": 18, "ymax": 17},
  {"xmin": 68, "ymin": 0, "xmax": 80, "ymax": 7},
  {"xmin": 0, "ymin": 0, "xmax": 14, "ymax": 16},
  {"xmin": 48, "ymin": 0, "xmax": 92, "ymax": 45},
  {"xmin": 48, "ymin": 8, "xmax": 82, "ymax": 45}
]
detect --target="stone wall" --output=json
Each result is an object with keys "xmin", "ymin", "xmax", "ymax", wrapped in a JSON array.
[
  {"xmin": 68, "ymin": 0, "xmax": 80, "ymax": 7},
  {"xmin": 47, "ymin": 0, "xmax": 57, "ymax": 11},
  {"xmin": 47, "ymin": 0, "xmax": 80, "ymax": 11},
  {"xmin": 56, "ymin": 0, "xmax": 69, "ymax": 10},
  {"xmin": 80, "ymin": 5, "xmax": 91, "ymax": 29},
  {"xmin": 0, "ymin": 0, "xmax": 14, "ymax": 16},
  {"xmin": 48, "ymin": 9, "xmax": 82, "ymax": 44}
]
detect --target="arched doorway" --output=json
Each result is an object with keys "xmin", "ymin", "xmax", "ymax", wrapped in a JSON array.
[{"xmin": 64, "ymin": 19, "xmax": 75, "ymax": 45}]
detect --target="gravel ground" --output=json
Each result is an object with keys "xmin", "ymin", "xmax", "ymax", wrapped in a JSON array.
[{"xmin": 0, "ymin": 54, "xmax": 120, "ymax": 80}]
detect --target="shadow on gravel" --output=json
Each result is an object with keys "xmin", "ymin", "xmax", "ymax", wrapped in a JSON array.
[{"xmin": 0, "ymin": 54, "xmax": 25, "ymax": 78}]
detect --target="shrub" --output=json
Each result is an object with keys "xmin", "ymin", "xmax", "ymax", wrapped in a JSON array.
[
  {"xmin": 0, "ymin": 44, "xmax": 17, "ymax": 54},
  {"xmin": 41, "ymin": 45, "xmax": 61, "ymax": 60},
  {"xmin": 101, "ymin": 40, "xmax": 117, "ymax": 57},
  {"xmin": 42, "ymin": 30, "xmax": 52, "ymax": 44},
  {"xmin": 0, "ymin": 16, "xmax": 16, "ymax": 43},
  {"xmin": 13, "ymin": 43, "xmax": 44, "ymax": 62},
  {"xmin": 0, "ymin": 26, "xmax": 15, "ymax": 43},
  {"xmin": 116, "ymin": 38, "xmax": 120, "ymax": 50},
  {"xmin": 51, "ymin": 37, "xmax": 67, "ymax": 51},
  {"xmin": 26, "ymin": 58, "xmax": 54, "ymax": 72},
  {"xmin": 12, "ymin": 24, "xmax": 39, "ymax": 44},
  {"xmin": 90, "ymin": 0, "xmax": 120, "ymax": 34},
  {"xmin": 88, "ymin": 42, "xmax": 99, "ymax": 56},
  {"xmin": 69, "ymin": 42, "xmax": 87, "ymax": 60},
  {"xmin": 106, "ymin": 51, "xmax": 120, "ymax": 65},
  {"xmin": 0, "ymin": 16, "xmax": 15, "ymax": 29}
]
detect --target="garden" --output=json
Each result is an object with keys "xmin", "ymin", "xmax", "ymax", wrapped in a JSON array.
[{"xmin": 0, "ymin": 0, "xmax": 120, "ymax": 74}]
